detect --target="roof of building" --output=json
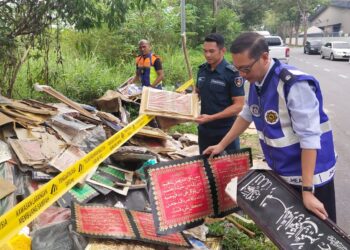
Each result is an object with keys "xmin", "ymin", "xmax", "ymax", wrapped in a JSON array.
[{"xmin": 309, "ymin": 0, "xmax": 350, "ymax": 21}]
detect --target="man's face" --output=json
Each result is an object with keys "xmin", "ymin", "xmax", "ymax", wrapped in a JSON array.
[
  {"xmin": 203, "ymin": 42, "xmax": 225, "ymax": 66},
  {"xmin": 139, "ymin": 42, "xmax": 151, "ymax": 55},
  {"xmin": 232, "ymin": 50, "xmax": 268, "ymax": 83}
]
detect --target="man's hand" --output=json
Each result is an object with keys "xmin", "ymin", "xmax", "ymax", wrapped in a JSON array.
[
  {"xmin": 203, "ymin": 144, "xmax": 225, "ymax": 158},
  {"xmin": 302, "ymin": 191, "xmax": 328, "ymax": 220},
  {"xmin": 195, "ymin": 114, "xmax": 213, "ymax": 124}
]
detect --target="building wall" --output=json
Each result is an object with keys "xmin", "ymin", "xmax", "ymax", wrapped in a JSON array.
[{"xmin": 311, "ymin": 6, "xmax": 350, "ymax": 35}]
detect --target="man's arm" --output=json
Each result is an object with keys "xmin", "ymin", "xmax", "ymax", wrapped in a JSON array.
[
  {"xmin": 151, "ymin": 58, "xmax": 164, "ymax": 87},
  {"xmin": 195, "ymin": 96, "xmax": 244, "ymax": 124},
  {"xmin": 287, "ymin": 81, "xmax": 328, "ymax": 220},
  {"xmin": 203, "ymin": 116, "xmax": 251, "ymax": 157},
  {"xmin": 151, "ymin": 69, "xmax": 164, "ymax": 87},
  {"xmin": 301, "ymin": 149, "xmax": 328, "ymax": 220}
]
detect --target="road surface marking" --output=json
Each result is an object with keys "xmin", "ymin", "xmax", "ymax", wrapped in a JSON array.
[
  {"xmin": 306, "ymin": 61, "xmax": 311, "ymax": 64},
  {"xmin": 324, "ymin": 68, "xmax": 331, "ymax": 72},
  {"xmin": 313, "ymin": 64, "xmax": 319, "ymax": 67},
  {"xmin": 338, "ymin": 74, "xmax": 348, "ymax": 79}
]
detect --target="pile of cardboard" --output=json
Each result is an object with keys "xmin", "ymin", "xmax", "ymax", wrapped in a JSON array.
[{"xmin": 1, "ymin": 84, "xmax": 219, "ymax": 249}]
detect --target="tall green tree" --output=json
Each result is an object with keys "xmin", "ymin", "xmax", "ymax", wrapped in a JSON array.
[{"xmin": 0, "ymin": 0, "xmax": 154, "ymax": 97}]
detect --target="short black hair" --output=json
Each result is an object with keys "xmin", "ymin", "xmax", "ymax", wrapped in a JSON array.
[
  {"xmin": 230, "ymin": 32, "xmax": 269, "ymax": 59},
  {"xmin": 204, "ymin": 33, "xmax": 225, "ymax": 49}
]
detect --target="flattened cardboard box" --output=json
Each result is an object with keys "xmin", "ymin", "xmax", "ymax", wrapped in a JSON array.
[
  {"xmin": 139, "ymin": 87, "xmax": 199, "ymax": 120},
  {"xmin": 72, "ymin": 203, "xmax": 191, "ymax": 248},
  {"xmin": 146, "ymin": 148, "xmax": 252, "ymax": 234}
]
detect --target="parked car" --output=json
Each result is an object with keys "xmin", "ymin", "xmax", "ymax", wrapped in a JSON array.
[
  {"xmin": 264, "ymin": 36, "xmax": 290, "ymax": 64},
  {"xmin": 320, "ymin": 41, "xmax": 350, "ymax": 60},
  {"xmin": 304, "ymin": 40, "xmax": 322, "ymax": 54}
]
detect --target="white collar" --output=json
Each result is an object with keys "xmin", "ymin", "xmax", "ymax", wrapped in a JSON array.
[{"xmin": 255, "ymin": 59, "xmax": 274, "ymax": 88}]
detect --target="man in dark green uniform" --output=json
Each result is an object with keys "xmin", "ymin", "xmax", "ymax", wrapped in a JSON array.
[{"xmin": 195, "ymin": 33, "xmax": 245, "ymax": 154}]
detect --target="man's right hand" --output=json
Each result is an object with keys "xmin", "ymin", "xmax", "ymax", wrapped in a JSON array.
[{"xmin": 203, "ymin": 144, "xmax": 225, "ymax": 158}]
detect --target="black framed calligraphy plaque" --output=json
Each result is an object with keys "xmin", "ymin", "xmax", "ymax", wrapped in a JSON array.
[{"xmin": 237, "ymin": 170, "xmax": 350, "ymax": 250}]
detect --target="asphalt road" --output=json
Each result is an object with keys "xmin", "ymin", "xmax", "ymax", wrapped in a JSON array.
[{"xmin": 289, "ymin": 47, "xmax": 350, "ymax": 233}]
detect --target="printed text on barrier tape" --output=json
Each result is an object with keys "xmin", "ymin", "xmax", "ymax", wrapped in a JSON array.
[
  {"xmin": 0, "ymin": 114, "xmax": 153, "ymax": 244},
  {"xmin": 0, "ymin": 79, "xmax": 193, "ymax": 244}
]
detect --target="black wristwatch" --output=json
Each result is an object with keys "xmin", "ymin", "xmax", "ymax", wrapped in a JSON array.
[{"xmin": 302, "ymin": 185, "xmax": 315, "ymax": 193}]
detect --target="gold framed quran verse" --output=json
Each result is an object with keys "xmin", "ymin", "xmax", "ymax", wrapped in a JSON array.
[{"xmin": 139, "ymin": 87, "xmax": 199, "ymax": 120}]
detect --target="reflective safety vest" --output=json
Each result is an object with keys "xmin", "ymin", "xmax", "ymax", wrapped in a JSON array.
[
  {"xmin": 135, "ymin": 53, "xmax": 161, "ymax": 87},
  {"xmin": 247, "ymin": 59, "xmax": 336, "ymax": 187}
]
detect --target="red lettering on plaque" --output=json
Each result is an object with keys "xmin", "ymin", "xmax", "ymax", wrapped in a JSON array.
[
  {"xmin": 131, "ymin": 211, "xmax": 188, "ymax": 246},
  {"xmin": 149, "ymin": 160, "xmax": 213, "ymax": 230},
  {"xmin": 209, "ymin": 153, "xmax": 250, "ymax": 213},
  {"xmin": 75, "ymin": 205, "xmax": 134, "ymax": 237}
]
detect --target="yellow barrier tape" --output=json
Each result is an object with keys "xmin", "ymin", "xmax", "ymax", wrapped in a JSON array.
[
  {"xmin": 0, "ymin": 79, "xmax": 193, "ymax": 245},
  {"xmin": 0, "ymin": 114, "xmax": 154, "ymax": 244},
  {"xmin": 175, "ymin": 78, "xmax": 194, "ymax": 93}
]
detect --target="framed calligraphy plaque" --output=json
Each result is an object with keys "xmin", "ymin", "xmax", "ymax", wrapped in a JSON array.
[
  {"xmin": 146, "ymin": 148, "xmax": 252, "ymax": 234},
  {"xmin": 209, "ymin": 152, "xmax": 250, "ymax": 216},
  {"xmin": 73, "ymin": 203, "xmax": 135, "ymax": 239},
  {"xmin": 72, "ymin": 203, "xmax": 191, "ymax": 248},
  {"xmin": 237, "ymin": 170, "xmax": 350, "ymax": 250},
  {"xmin": 57, "ymin": 183, "xmax": 99, "ymax": 207}
]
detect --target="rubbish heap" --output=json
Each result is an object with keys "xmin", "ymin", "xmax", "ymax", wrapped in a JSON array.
[{"xmin": 1, "ymin": 83, "xmax": 234, "ymax": 250}]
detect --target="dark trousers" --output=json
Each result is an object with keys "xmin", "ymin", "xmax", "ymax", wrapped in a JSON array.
[
  {"xmin": 291, "ymin": 179, "xmax": 337, "ymax": 223},
  {"xmin": 198, "ymin": 128, "xmax": 240, "ymax": 154}
]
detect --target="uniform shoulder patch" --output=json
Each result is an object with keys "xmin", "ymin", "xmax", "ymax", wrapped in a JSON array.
[
  {"xmin": 279, "ymin": 68, "xmax": 296, "ymax": 84},
  {"xmin": 234, "ymin": 76, "xmax": 244, "ymax": 87},
  {"xmin": 225, "ymin": 64, "xmax": 238, "ymax": 73}
]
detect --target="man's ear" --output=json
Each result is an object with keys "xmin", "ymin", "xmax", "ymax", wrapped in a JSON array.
[
  {"xmin": 222, "ymin": 47, "xmax": 227, "ymax": 54},
  {"xmin": 261, "ymin": 52, "xmax": 269, "ymax": 62}
]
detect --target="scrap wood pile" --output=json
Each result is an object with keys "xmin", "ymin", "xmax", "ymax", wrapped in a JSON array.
[{"xmin": 0, "ymin": 84, "xmax": 260, "ymax": 250}]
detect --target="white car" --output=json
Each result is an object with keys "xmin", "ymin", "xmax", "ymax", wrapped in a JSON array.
[{"xmin": 320, "ymin": 41, "xmax": 350, "ymax": 61}]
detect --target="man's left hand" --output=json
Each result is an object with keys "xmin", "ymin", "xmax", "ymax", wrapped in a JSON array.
[
  {"xmin": 195, "ymin": 114, "xmax": 213, "ymax": 124},
  {"xmin": 302, "ymin": 191, "xmax": 328, "ymax": 220}
]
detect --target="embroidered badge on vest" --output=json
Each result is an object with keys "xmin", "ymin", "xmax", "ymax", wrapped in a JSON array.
[
  {"xmin": 264, "ymin": 110, "xmax": 279, "ymax": 124},
  {"xmin": 234, "ymin": 77, "xmax": 244, "ymax": 87},
  {"xmin": 250, "ymin": 104, "xmax": 260, "ymax": 117}
]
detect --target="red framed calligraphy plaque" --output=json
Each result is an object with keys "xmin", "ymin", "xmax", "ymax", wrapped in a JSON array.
[
  {"xmin": 209, "ymin": 152, "xmax": 250, "ymax": 214},
  {"xmin": 148, "ymin": 159, "xmax": 213, "ymax": 234},
  {"xmin": 130, "ymin": 211, "xmax": 190, "ymax": 247},
  {"xmin": 73, "ymin": 204, "xmax": 134, "ymax": 238}
]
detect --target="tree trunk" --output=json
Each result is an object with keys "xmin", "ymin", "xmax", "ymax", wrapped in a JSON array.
[
  {"xmin": 302, "ymin": 11, "xmax": 308, "ymax": 46},
  {"xmin": 211, "ymin": 0, "xmax": 219, "ymax": 33},
  {"xmin": 6, "ymin": 47, "xmax": 31, "ymax": 98},
  {"xmin": 289, "ymin": 22, "xmax": 293, "ymax": 45}
]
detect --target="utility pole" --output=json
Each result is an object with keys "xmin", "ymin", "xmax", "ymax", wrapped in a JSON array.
[{"xmin": 180, "ymin": 0, "xmax": 193, "ymax": 80}]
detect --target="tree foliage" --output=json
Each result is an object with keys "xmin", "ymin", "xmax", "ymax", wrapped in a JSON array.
[{"xmin": 0, "ymin": 0, "xmax": 154, "ymax": 97}]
